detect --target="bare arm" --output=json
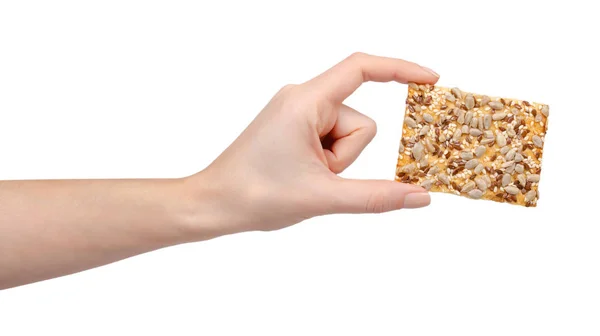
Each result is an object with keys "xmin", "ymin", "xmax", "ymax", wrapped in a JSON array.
[
  {"xmin": 0, "ymin": 53, "xmax": 437, "ymax": 290},
  {"xmin": 0, "ymin": 178, "xmax": 207, "ymax": 289}
]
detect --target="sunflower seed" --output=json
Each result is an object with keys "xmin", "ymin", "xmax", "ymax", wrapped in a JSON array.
[
  {"xmin": 541, "ymin": 105, "xmax": 549, "ymax": 117},
  {"xmin": 457, "ymin": 110, "xmax": 465, "ymax": 124},
  {"xmin": 402, "ymin": 163, "xmax": 416, "ymax": 173},
  {"xmin": 480, "ymin": 138, "xmax": 494, "ymax": 145},
  {"xmin": 468, "ymin": 128, "xmax": 482, "ymax": 137},
  {"xmin": 452, "ymin": 107, "xmax": 461, "ymax": 116},
  {"xmin": 505, "ymin": 186, "xmax": 520, "ymax": 195},
  {"xmin": 474, "ymin": 163, "xmax": 484, "ymax": 174},
  {"xmin": 425, "ymin": 138, "xmax": 435, "ymax": 152},
  {"xmin": 501, "ymin": 161, "xmax": 515, "ymax": 168},
  {"xmin": 496, "ymin": 133, "xmax": 507, "ymax": 147},
  {"xmin": 428, "ymin": 166, "xmax": 440, "ymax": 175},
  {"xmin": 514, "ymin": 164, "xmax": 524, "ymax": 174},
  {"xmin": 507, "ymin": 126, "xmax": 516, "ymax": 137},
  {"xmin": 501, "ymin": 174, "xmax": 511, "ymax": 187},
  {"xmin": 415, "ymin": 114, "xmax": 423, "ymax": 123},
  {"xmin": 453, "ymin": 129, "xmax": 462, "ymax": 141},
  {"xmin": 470, "ymin": 117, "xmax": 478, "ymax": 128},
  {"xmin": 437, "ymin": 173, "xmax": 450, "ymax": 185},
  {"xmin": 409, "ymin": 83, "xmax": 419, "ymax": 90},
  {"xmin": 423, "ymin": 113, "xmax": 434, "ymax": 123},
  {"xmin": 475, "ymin": 177, "xmax": 487, "ymax": 191},
  {"xmin": 465, "ymin": 94, "xmax": 475, "ymax": 109},
  {"xmin": 517, "ymin": 174, "xmax": 527, "ymax": 186},
  {"xmin": 492, "ymin": 112, "xmax": 507, "ymax": 120},
  {"xmin": 420, "ymin": 179, "xmax": 434, "ymax": 191},
  {"xmin": 404, "ymin": 117, "xmax": 417, "ymax": 128},
  {"xmin": 414, "ymin": 105, "xmax": 422, "ymax": 112},
  {"xmin": 451, "ymin": 87, "xmax": 462, "ymax": 99},
  {"xmin": 527, "ymin": 174, "xmax": 540, "ymax": 182},
  {"xmin": 465, "ymin": 112, "xmax": 473, "ymax": 125},
  {"xmin": 484, "ymin": 115, "xmax": 492, "ymax": 129},
  {"xmin": 465, "ymin": 159, "xmax": 479, "ymax": 169},
  {"xmin": 505, "ymin": 163, "xmax": 515, "ymax": 174},
  {"xmin": 478, "ymin": 116, "xmax": 484, "ymax": 131},
  {"xmin": 489, "ymin": 101, "xmax": 504, "ymax": 110},
  {"xmin": 461, "ymin": 125, "xmax": 469, "ymax": 134},
  {"xmin": 461, "ymin": 181, "xmax": 476, "ymax": 193},
  {"xmin": 535, "ymin": 113, "xmax": 542, "ymax": 122},
  {"xmin": 532, "ymin": 135, "xmax": 543, "ymax": 148},
  {"xmin": 419, "ymin": 157, "xmax": 429, "ymax": 167},
  {"xmin": 480, "ymin": 95, "xmax": 491, "ymax": 106},
  {"xmin": 439, "ymin": 134, "xmax": 446, "ymax": 142},
  {"xmin": 500, "ymin": 146, "xmax": 510, "ymax": 155},
  {"xmin": 457, "ymin": 151, "xmax": 473, "ymax": 160},
  {"xmin": 514, "ymin": 153, "xmax": 523, "ymax": 162},
  {"xmin": 445, "ymin": 92, "xmax": 456, "ymax": 102},
  {"xmin": 419, "ymin": 125, "xmax": 430, "ymax": 136},
  {"xmin": 467, "ymin": 147, "xmax": 483, "ymax": 160},
  {"xmin": 511, "ymin": 107, "xmax": 519, "ymax": 115},
  {"xmin": 484, "ymin": 130, "xmax": 494, "ymax": 138},
  {"xmin": 412, "ymin": 142, "xmax": 424, "ymax": 160},
  {"xmin": 468, "ymin": 189, "xmax": 483, "ymax": 199},
  {"xmin": 505, "ymin": 148, "xmax": 516, "ymax": 161},
  {"xmin": 525, "ymin": 189, "xmax": 536, "ymax": 202}
]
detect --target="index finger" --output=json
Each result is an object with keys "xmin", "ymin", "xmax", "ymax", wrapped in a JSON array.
[{"xmin": 306, "ymin": 52, "xmax": 440, "ymax": 103}]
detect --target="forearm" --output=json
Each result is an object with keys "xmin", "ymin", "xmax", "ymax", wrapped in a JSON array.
[{"xmin": 0, "ymin": 177, "xmax": 210, "ymax": 290}]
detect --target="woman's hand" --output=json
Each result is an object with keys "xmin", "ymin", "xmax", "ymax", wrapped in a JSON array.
[
  {"xmin": 0, "ymin": 52, "xmax": 439, "ymax": 289},
  {"xmin": 189, "ymin": 52, "xmax": 440, "ymax": 236}
]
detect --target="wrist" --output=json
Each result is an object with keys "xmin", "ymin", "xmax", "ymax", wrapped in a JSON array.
[{"xmin": 173, "ymin": 170, "xmax": 250, "ymax": 242}]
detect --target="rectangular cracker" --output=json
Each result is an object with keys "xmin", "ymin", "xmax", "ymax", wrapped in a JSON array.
[{"xmin": 394, "ymin": 83, "xmax": 549, "ymax": 207}]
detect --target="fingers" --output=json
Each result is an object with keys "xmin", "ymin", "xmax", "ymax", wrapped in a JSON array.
[
  {"xmin": 322, "ymin": 105, "xmax": 377, "ymax": 174},
  {"xmin": 328, "ymin": 178, "xmax": 431, "ymax": 214},
  {"xmin": 307, "ymin": 52, "xmax": 440, "ymax": 103}
]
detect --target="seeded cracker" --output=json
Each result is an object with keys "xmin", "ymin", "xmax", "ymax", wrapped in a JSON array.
[{"xmin": 395, "ymin": 83, "xmax": 549, "ymax": 207}]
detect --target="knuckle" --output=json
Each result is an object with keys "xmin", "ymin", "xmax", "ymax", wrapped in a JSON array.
[
  {"xmin": 365, "ymin": 118, "xmax": 378, "ymax": 139},
  {"xmin": 348, "ymin": 51, "xmax": 368, "ymax": 61},
  {"xmin": 275, "ymin": 84, "xmax": 298, "ymax": 97},
  {"xmin": 273, "ymin": 84, "xmax": 301, "ymax": 106},
  {"xmin": 280, "ymin": 83, "xmax": 297, "ymax": 92}
]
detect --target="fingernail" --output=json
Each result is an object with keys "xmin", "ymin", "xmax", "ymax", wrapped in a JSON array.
[
  {"xmin": 421, "ymin": 66, "xmax": 440, "ymax": 78},
  {"xmin": 403, "ymin": 192, "xmax": 431, "ymax": 209}
]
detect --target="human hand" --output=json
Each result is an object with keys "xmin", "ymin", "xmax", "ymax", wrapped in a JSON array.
[
  {"xmin": 0, "ymin": 52, "xmax": 440, "ymax": 289},
  {"xmin": 188, "ymin": 53, "xmax": 440, "ymax": 236}
]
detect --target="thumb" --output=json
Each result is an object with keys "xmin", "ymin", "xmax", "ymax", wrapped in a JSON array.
[{"xmin": 329, "ymin": 178, "xmax": 431, "ymax": 214}]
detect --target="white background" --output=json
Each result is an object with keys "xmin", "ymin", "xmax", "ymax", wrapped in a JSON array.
[{"xmin": 1, "ymin": 1, "xmax": 599, "ymax": 335}]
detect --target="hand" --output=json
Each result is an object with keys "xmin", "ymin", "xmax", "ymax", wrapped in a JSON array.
[
  {"xmin": 0, "ymin": 52, "xmax": 440, "ymax": 289},
  {"xmin": 189, "ymin": 53, "xmax": 440, "ymax": 235}
]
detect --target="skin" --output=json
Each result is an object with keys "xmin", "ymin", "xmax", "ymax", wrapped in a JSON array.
[{"xmin": 0, "ymin": 53, "xmax": 440, "ymax": 290}]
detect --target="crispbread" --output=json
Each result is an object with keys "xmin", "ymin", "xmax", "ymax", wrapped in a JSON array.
[{"xmin": 395, "ymin": 84, "xmax": 549, "ymax": 207}]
